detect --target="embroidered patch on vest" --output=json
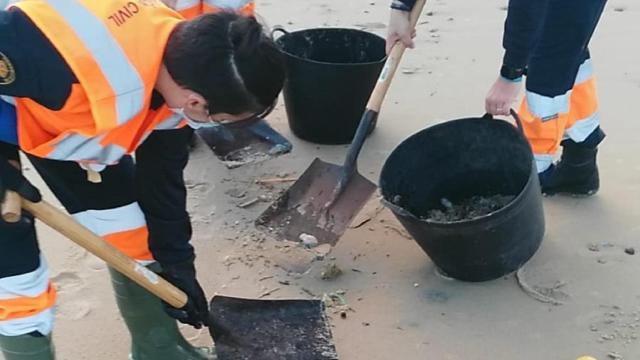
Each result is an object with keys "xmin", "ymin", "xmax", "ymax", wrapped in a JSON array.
[{"xmin": 0, "ymin": 52, "xmax": 16, "ymax": 86}]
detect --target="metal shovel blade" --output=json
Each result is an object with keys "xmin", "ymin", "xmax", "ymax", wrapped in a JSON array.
[
  {"xmin": 256, "ymin": 157, "xmax": 376, "ymax": 245},
  {"xmin": 209, "ymin": 296, "xmax": 338, "ymax": 360},
  {"xmin": 196, "ymin": 119, "xmax": 292, "ymax": 169}
]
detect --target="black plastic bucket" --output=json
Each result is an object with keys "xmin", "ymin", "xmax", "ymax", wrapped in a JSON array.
[
  {"xmin": 274, "ymin": 27, "xmax": 386, "ymax": 144},
  {"xmin": 379, "ymin": 115, "xmax": 545, "ymax": 282}
]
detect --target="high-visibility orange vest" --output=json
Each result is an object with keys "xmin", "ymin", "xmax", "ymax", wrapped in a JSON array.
[
  {"xmin": 174, "ymin": 0, "xmax": 254, "ymax": 19},
  {"xmin": 173, "ymin": 0, "xmax": 201, "ymax": 18},
  {"xmin": 10, "ymin": 0, "xmax": 185, "ymax": 166}
]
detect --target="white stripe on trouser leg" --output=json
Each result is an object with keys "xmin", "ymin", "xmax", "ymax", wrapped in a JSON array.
[
  {"xmin": 526, "ymin": 91, "xmax": 571, "ymax": 120},
  {"xmin": 0, "ymin": 309, "xmax": 54, "ymax": 337},
  {"xmin": 0, "ymin": 256, "xmax": 55, "ymax": 336},
  {"xmin": 72, "ymin": 203, "xmax": 147, "ymax": 238},
  {"xmin": 535, "ymin": 155, "xmax": 554, "ymax": 173},
  {"xmin": 574, "ymin": 59, "xmax": 594, "ymax": 86},
  {"xmin": 564, "ymin": 112, "xmax": 600, "ymax": 143},
  {"xmin": 72, "ymin": 203, "xmax": 154, "ymax": 265},
  {"xmin": 0, "ymin": 257, "xmax": 50, "ymax": 300}
]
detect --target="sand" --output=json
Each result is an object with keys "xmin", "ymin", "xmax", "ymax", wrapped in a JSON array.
[{"xmin": 5, "ymin": 0, "xmax": 640, "ymax": 359}]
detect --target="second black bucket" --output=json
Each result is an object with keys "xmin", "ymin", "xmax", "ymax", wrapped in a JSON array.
[
  {"xmin": 274, "ymin": 27, "xmax": 386, "ymax": 144},
  {"xmin": 379, "ymin": 115, "xmax": 545, "ymax": 282}
]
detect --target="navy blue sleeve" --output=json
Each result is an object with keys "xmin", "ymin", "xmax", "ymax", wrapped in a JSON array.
[
  {"xmin": 526, "ymin": 0, "xmax": 606, "ymax": 97},
  {"xmin": 0, "ymin": 140, "xmax": 18, "ymax": 161},
  {"xmin": 135, "ymin": 127, "xmax": 195, "ymax": 266},
  {"xmin": 501, "ymin": 0, "xmax": 550, "ymax": 70},
  {"xmin": 0, "ymin": 8, "xmax": 76, "ymax": 110}
]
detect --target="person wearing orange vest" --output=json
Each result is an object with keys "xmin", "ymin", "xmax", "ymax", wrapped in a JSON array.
[{"xmin": 0, "ymin": 0, "xmax": 285, "ymax": 359}]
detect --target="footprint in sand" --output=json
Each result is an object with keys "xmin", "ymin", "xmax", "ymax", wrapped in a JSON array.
[
  {"xmin": 83, "ymin": 254, "xmax": 107, "ymax": 272},
  {"xmin": 56, "ymin": 300, "xmax": 93, "ymax": 321},
  {"xmin": 67, "ymin": 247, "xmax": 88, "ymax": 262},
  {"xmin": 51, "ymin": 271, "xmax": 85, "ymax": 293}
]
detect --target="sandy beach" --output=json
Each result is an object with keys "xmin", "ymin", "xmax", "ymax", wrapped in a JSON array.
[{"xmin": 7, "ymin": 0, "xmax": 640, "ymax": 359}]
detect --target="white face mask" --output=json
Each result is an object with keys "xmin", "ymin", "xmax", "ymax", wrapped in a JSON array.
[{"xmin": 169, "ymin": 107, "xmax": 219, "ymax": 130}]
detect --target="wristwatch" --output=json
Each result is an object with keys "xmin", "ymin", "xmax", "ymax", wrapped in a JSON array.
[
  {"xmin": 500, "ymin": 64, "xmax": 526, "ymax": 81},
  {"xmin": 390, "ymin": 0, "xmax": 412, "ymax": 11}
]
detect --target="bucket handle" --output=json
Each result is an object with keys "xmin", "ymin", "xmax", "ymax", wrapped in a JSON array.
[
  {"xmin": 271, "ymin": 26, "xmax": 289, "ymax": 40},
  {"xmin": 483, "ymin": 109, "xmax": 524, "ymax": 135}
]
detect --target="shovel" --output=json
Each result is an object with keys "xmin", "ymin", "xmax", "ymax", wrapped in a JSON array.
[
  {"xmin": 256, "ymin": 0, "xmax": 428, "ymax": 245},
  {"xmin": 6, "ymin": 198, "xmax": 336, "ymax": 359},
  {"xmin": 196, "ymin": 119, "xmax": 292, "ymax": 169}
]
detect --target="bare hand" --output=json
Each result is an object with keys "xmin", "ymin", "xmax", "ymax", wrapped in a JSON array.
[
  {"xmin": 485, "ymin": 76, "xmax": 523, "ymax": 116},
  {"xmin": 386, "ymin": 9, "xmax": 415, "ymax": 54}
]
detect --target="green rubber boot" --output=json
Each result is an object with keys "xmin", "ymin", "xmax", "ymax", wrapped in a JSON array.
[
  {"xmin": 0, "ymin": 333, "xmax": 55, "ymax": 360},
  {"xmin": 108, "ymin": 266, "xmax": 215, "ymax": 360}
]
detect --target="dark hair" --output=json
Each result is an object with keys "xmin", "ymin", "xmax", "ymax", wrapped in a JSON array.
[{"xmin": 164, "ymin": 12, "xmax": 285, "ymax": 116}]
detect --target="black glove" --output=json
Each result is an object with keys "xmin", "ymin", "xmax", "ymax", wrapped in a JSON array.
[
  {"xmin": 0, "ymin": 155, "xmax": 41, "ymax": 203},
  {"xmin": 159, "ymin": 256, "xmax": 209, "ymax": 329}
]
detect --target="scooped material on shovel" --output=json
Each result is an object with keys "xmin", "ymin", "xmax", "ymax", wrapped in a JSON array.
[
  {"xmin": 196, "ymin": 119, "xmax": 292, "ymax": 169},
  {"xmin": 421, "ymin": 195, "xmax": 515, "ymax": 222},
  {"xmin": 209, "ymin": 296, "xmax": 338, "ymax": 360},
  {"xmin": 256, "ymin": 157, "xmax": 376, "ymax": 245}
]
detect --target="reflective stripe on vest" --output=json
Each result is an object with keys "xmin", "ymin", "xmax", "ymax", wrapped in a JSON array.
[
  {"xmin": 48, "ymin": 133, "xmax": 128, "ymax": 164},
  {"xmin": 204, "ymin": 0, "xmax": 251, "ymax": 8},
  {"xmin": 29, "ymin": 0, "xmax": 145, "ymax": 129},
  {"xmin": 0, "ymin": 96, "xmax": 15, "ymax": 105},
  {"xmin": 13, "ymin": 0, "xmax": 183, "ymax": 164},
  {"xmin": 175, "ymin": 0, "xmax": 200, "ymax": 9},
  {"xmin": 203, "ymin": 0, "xmax": 254, "ymax": 15},
  {"xmin": 175, "ymin": 0, "xmax": 201, "ymax": 18}
]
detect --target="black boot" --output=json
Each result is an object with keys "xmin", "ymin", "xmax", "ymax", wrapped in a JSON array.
[{"xmin": 539, "ymin": 127, "xmax": 605, "ymax": 196}]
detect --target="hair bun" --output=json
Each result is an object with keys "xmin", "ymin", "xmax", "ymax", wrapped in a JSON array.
[{"xmin": 228, "ymin": 15, "xmax": 263, "ymax": 55}]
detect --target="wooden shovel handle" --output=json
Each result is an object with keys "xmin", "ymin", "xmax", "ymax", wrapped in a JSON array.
[
  {"xmin": 22, "ymin": 199, "xmax": 188, "ymax": 308},
  {"xmin": 366, "ymin": 0, "xmax": 428, "ymax": 112},
  {"xmin": 2, "ymin": 191, "xmax": 22, "ymax": 223},
  {"xmin": 2, "ymin": 191, "xmax": 21, "ymax": 223},
  {"xmin": 2, "ymin": 160, "xmax": 23, "ymax": 223}
]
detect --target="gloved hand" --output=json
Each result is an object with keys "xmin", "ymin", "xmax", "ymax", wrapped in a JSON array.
[
  {"xmin": 159, "ymin": 256, "xmax": 210, "ymax": 329},
  {"xmin": 0, "ymin": 155, "xmax": 41, "ymax": 203}
]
